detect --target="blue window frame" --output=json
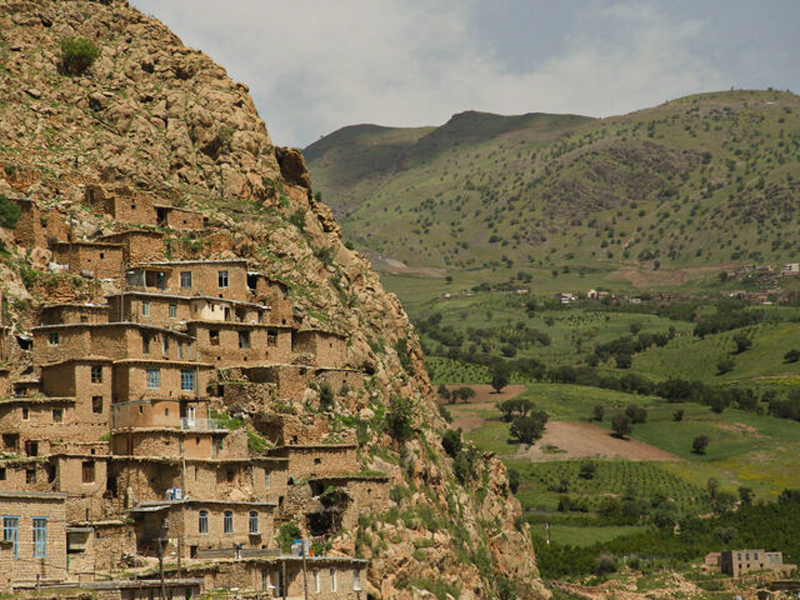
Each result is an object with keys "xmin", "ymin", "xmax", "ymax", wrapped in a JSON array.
[
  {"xmin": 146, "ymin": 368, "xmax": 161, "ymax": 389},
  {"xmin": 249, "ymin": 511, "xmax": 258, "ymax": 534},
  {"xmin": 3, "ymin": 516, "xmax": 19, "ymax": 558},
  {"xmin": 223, "ymin": 511, "xmax": 233, "ymax": 534},
  {"xmin": 181, "ymin": 370, "xmax": 195, "ymax": 392},
  {"xmin": 32, "ymin": 517, "xmax": 47, "ymax": 558},
  {"xmin": 199, "ymin": 510, "xmax": 208, "ymax": 534}
]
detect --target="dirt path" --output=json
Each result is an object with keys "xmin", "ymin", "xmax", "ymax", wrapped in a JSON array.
[{"xmin": 517, "ymin": 421, "xmax": 680, "ymax": 462}]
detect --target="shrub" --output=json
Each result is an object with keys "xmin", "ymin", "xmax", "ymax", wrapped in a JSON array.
[
  {"xmin": 276, "ymin": 522, "xmax": 301, "ymax": 552},
  {"xmin": 611, "ymin": 413, "xmax": 632, "ymax": 438},
  {"xmin": 717, "ymin": 357, "xmax": 735, "ymax": 375},
  {"xmin": 60, "ymin": 37, "xmax": 100, "ymax": 75},
  {"xmin": 318, "ymin": 383, "xmax": 334, "ymax": 410},
  {"xmin": 785, "ymin": 349, "xmax": 800, "ymax": 363},
  {"xmin": 386, "ymin": 395, "xmax": 414, "ymax": 442},
  {"xmin": 507, "ymin": 468, "xmax": 520, "ymax": 494},
  {"xmin": 579, "ymin": 462, "xmax": 597, "ymax": 480},
  {"xmin": 510, "ymin": 410, "xmax": 548, "ymax": 445},
  {"xmin": 672, "ymin": 409, "xmax": 684, "ymax": 422},
  {"xmin": 592, "ymin": 404, "xmax": 605, "ymax": 422},
  {"xmin": 441, "ymin": 429, "xmax": 462, "ymax": 458},
  {"xmin": 692, "ymin": 435, "xmax": 710, "ymax": 455},
  {"xmin": 0, "ymin": 194, "xmax": 21, "ymax": 229}
]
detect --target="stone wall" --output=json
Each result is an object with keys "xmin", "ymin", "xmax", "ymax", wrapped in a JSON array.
[
  {"xmin": 192, "ymin": 323, "xmax": 293, "ymax": 367},
  {"xmin": 272, "ymin": 445, "xmax": 359, "ymax": 480},
  {"xmin": 100, "ymin": 230, "xmax": 165, "ymax": 264},
  {"xmin": 51, "ymin": 242, "xmax": 124, "ymax": 280},
  {"xmin": 293, "ymin": 331, "xmax": 348, "ymax": 369}
]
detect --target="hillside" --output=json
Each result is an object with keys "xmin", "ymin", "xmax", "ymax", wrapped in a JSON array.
[
  {"xmin": 305, "ymin": 91, "xmax": 800, "ymax": 289},
  {"xmin": 0, "ymin": 1, "xmax": 545, "ymax": 598}
]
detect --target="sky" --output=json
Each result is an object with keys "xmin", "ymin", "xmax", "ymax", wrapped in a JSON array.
[{"xmin": 130, "ymin": 1, "xmax": 800, "ymax": 148}]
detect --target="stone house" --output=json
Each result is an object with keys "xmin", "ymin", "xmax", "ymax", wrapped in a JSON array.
[
  {"xmin": 51, "ymin": 241, "xmax": 125, "ymax": 279},
  {"xmin": 11, "ymin": 197, "xmax": 69, "ymax": 249},
  {"xmin": 270, "ymin": 443, "xmax": 359, "ymax": 481},
  {"xmin": 154, "ymin": 204, "xmax": 205, "ymax": 230},
  {"xmin": 100, "ymin": 229, "xmax": 166, "ymax": 264},
  {"xmin": 0, "ymin": 490, "xmax": 67, "ymax": 587},
  {"xmin": 293, "ymin": 330, "xmax": 349, "ymax": 369},
  {"xmin": 127, "ymin": 259, "xmax": 252, "ymax": 301},
  {"xmin": 85, "ymin": 185, "xmax": 158, "ymax": 227},
  {"xmin": 40, "ymin": 303, "xmax": 108, "ymax": 325},
  {"xmin": 719, "ymin": 549, "xmax": 796, "ymax": 577}
]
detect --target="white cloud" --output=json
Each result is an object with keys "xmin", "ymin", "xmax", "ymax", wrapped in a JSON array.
[{"xmin": 131, "ymin": 1, "xmax": 792, "ymax": 147}]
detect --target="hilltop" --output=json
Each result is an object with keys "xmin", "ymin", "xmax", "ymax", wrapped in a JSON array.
[
  {"xmin": 305, "ymin": 90, "xmax": 800, "ymax": 291},
  {"xmin": 0, "ymin": 1, "xmax": 544, "ymax": 598}
]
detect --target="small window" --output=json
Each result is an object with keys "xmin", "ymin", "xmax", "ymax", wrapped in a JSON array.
[
  {"xmin": 48, "ymin": 331, "xmax": 59, "ymax": 346},
  {"xmin": 142, "ymin": 333, "xmax": 150, "ymax": 354},
  {"xmin": 3, "ymin": 517, "xmax": 18, "ymax": 558},
  {"xmin": 330, "ymin": 568, "xmax": 337, "ymax": 592},
  {"xmin": 264, "ymin": 470, "xmax": 270, "ymax": 488},
  {"xmin": 238, "ymin": 331, "xmax": 251, "ymax": 349},
  {"xmin": 169, "ymin": 304, "xmax": 177, "ymax": 318},
  {"xmin": 314, "ymin": 457, "xmax": 321, "ymax": 465},
  {"xmin": 26, "ymin": 468, "xmax": 36, "ymax": 484},
  {"xmin": 142, "ymin": 301, "xmax": 150, "ymax": 316},
  {"xmin": 249, "ymin": 511, "xmax": 259, "ymax": 534},
  {"xmin": 313, "ymin": 570, "xmax": 320, "ymax": 593},
  {"xmin": 181, "ymin": 370, "xmax": 195, "ymax": 392},
  {"xmin": 52, "ymin": 409, "xmax": 63, "ymax": 423},
  {"xmin": 198, "ymin": 510, "xmax": 208, "ymax": 534},
  {"xmin": 146, "ymin": 368, "xmax": 161, "ymax": 389},
  {"xmin": 177, "ymin": 341, "xmax": 184, "ymax": 360},
  {"xmin": 91, "ymin": 366, "xmax": 103, "ymax": 383},
  {"xmin": 33, "ymin": 517, "xmax": 48, "ymax": 558},
  {"xmin": 223, "ymin": 510, "xmax": 233, "ymax": 534},
  {"xmin": 0, "ymin": 468, "xmax": 5, "ymax": 481},
  {"xmin": 82, "ymin": 461, "xmax": 95, "ymax": 483},
  {"xmin": 99, "ymin": 252, "xmax": 105, "ymax": 260},
  {"xmin": 209, "ymin": 330, "xmax": 220, "ymax": 346},
  {"xmin": 21, "ymin": 407, "xmax": 29, "ymax": 420},
  {"xmin": 92, "ymin": 396, "xmax": 103, "ymax": 414},
  {"xmin": 218, "ymin": 270, "xmax": 229, "ymax": 288},
  {"xmin": 267, "ymin": 330, "xmax": 278, "ymax": 347},
  {"xmin": 353, "ymin": 569, "xmax": 361, "ymax": 592},
  {"xmin": 162, "ymin": 335, "xmax": 169, "ymax": 354},
  {"xmin": 180, "ymin": 271, "xmax": 192, "ymax": 288}
]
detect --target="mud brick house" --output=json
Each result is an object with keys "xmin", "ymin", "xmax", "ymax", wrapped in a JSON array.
[
  {"xmin": 154, "ymin": 203, "xmax": 205, "ymax": 230},
  {"xmin": 719, "ymin": 549, "xmax": 796, "ymax": 578},
  {"xmin": 40, "ymin": 303, "xmax": 108, "ymax": 325},
  {"xmin": 0, "ymin": 490, "xmax": 68, "ymax": 588},
  {"xmin": 50, "ymin": 241, "xmax": 124, "ymax": 279},
  {"xmin": 127, "ymin": 259, "xmax": 252, "ymax": 301},
  {"xmin": 293, "ymin": 329, "xmax": 349, "ymax": 369},
  {"xmin": 85, "ymin": 185, "xmax": 158, "ymax": 227},
  {"xmin": 11, "ymin": 197, "xmax": 69, "ymax": 249},
  {"xmin": 99, "ymin": 230, "xmax": 166, "ymax": 264}
]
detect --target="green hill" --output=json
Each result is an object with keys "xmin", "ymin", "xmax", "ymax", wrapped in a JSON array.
[{"xmin": 305, "ymin": 90, "xmax": 800, "ymax": 290}]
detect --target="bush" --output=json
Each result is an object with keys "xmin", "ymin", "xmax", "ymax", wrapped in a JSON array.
[
  {"xmin": 579, "ymin": 462, "xmax": 597, "ymax": 480},
  {"xmin": 785, "ymin": 349, "xmax": 800, "ymax": 363},
  {"xmin": 318, "ymin": 383, "xmax": 334, "ymax": 410},
  {"xmin": 0, "ymin": 194, "xmax": 21, "ymax": 229},
  {"xmin": 441, "ymin": 429, "xmax": 462, "ymax": 458},
  {"xmin": 60, "ymin": 37, "xmax": 100, "ymax": 75},
  {"xmin": 507, "ymin": 468, "xmax": 520, "ymax": 494},
  {"xmin": 611, "ymin": 413, "xmax": 632, "ymax": 438},
  {"xmin": 717, "ymin": 357, "xmax": 735, "ymax": 375},
  {"xmin": 592, "ymin": 404, "xmax": 605, "ymax": 422},
  {"xmin": 276, "ymin": 522, "xmax": 301, "ymax": 552},
  {"xmin": 510, "ymin": 410, "xmax": 548, "ymax": 445},
  {"xmin": 692, "ymin": 435, "xmax": 710, "ymax": 455},
  {"xmin": 673, "ymin": 409, "xmax": 684, "ymax": 422},
  {"xmin": 386, "ymin": 395, "xmax": 414, "ymax": 442}
]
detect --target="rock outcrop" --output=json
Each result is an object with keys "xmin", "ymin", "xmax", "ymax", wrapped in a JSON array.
[{"xmin": 0, "ymin": 1, "xmax": 547, "ymax": 598}]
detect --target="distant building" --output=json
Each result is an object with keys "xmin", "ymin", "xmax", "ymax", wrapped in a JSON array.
[{"xmin": 714, "ymin": 549, "xmax": 796, "ymax": 578}]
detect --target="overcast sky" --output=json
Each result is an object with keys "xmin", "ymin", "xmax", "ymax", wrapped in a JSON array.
[{"xmin": 130, "ymin": 1, "xmax": 800, "ymax": 148}]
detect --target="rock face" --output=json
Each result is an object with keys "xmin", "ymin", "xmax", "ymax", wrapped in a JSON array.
[{"xmin": 0, "ymin": 1, "xmax": 547, "ymax": 598}]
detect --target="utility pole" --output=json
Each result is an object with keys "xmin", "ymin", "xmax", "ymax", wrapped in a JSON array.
[{"xmin": 302, "ymin": 539, "xmax": 309, "ymax": 600}]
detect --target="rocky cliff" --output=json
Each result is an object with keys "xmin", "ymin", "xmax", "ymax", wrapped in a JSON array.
[{"xmin": 0, "ymin": 1, "xmax": 546, "ymax": 598}]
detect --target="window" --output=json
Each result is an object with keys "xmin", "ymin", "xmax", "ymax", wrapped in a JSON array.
[
  {"xmin": 91, "ymin": 366, "xmax": 103, "ymax": 383},
  {"xmin": 353, "ymin": 569, "xmax": 361, "ymax": 592},
  {"xmin": 267, "ymin": 330, "xmax": 278, "ymax": 346},
  {"xmin": 249, "ymin": 511, "xmax": 258, "ymax": 534},
  {"xmin": 162, "ymin": 335, "xmax": 169, "ymax": 354},
  {"xmin": 26, "ymin": 469, "xmax": 36, "ymax": 484},
  {"xmin": 0, "ymin": 468, "xmax": 5, "ymax": 481},
  {"xmin": 264, "ymin": 470, "xmax": 270, "ymax": 487},
  {"xmin": 146, "ymin": 368, "xmax": 161, "ymax": 389},
  {"xmin": 52, "ymin": 409, "xmax": 63, "ymax": 423},
  {"xmin": 181, "ymin": 370, "xmax": 195, "ymax": 392},
  {"xmin": 3, "ymin": 517, "xmax": 18, "ymax": 558},
  {"xmin": 209, "ymin": 330, "xmax": 219, "ymax": 346},
  {"xmin": 218, "ymin": 270, "xmax": 229, "ymax": 288},
  {"xmin": 177, "ymin": 341, "xmax": 184, "ymax": 360},
  {"xmin": 21, "ymin": 407, "xmax": 28, "ymax": 420},
  {"xmin": 313, "ymin": 570, "xmax": 320, "ymax": 593},
  {"xmin": 330, "ymin": 568, "xmax": 337, "ymax": 592},
  {"xmin": 48, "ymin": 331, "xmax": 59, "ymax": 346},
  {"xmin": 261, "ymin": 570, "xmax": 269, "ymax": 592},
  {"xmin": 82, "ymin": 461, "xmax": 95, "ymax": 483},
  {"xmin": 142, "ymin": 300, "xmax": 150, "ymax": 316},
  {"xmin": 142, "ymin": 333, "xmax": 150, "ymax": 354},
  {"xmin": 33, "ymin": 518, "xmax": 47, "ymax": 558},
  {"xmin": 238, "ymin": 331, "xmax": 251, "ymax": 349},
  {"xmin": 169, "ymin": 304, "xmax": 177, "ymax": 318},
  {"xmin": 180, "ymin": 271, "xmax": 192, "ymax": 288},
  {"xmin": 92, "ymin": 396, "xmax": 103, "ymax": 414},
  {"xmin": 198, "ymin": 510, "xmax": 208, "ymax": 534},
  {"xmin": 223, "ymin": 511, "xmax": 233, "ymax": 534}
]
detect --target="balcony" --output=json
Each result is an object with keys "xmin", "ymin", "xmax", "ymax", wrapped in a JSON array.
[{"xmin": 179, "ymin": 417, "xmax": 226, "ymax": 432}]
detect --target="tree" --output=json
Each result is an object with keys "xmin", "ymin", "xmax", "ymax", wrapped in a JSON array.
[
  {"xmin": 441, "ymin": 428, "xmax": 462, "ymax": 458},
  {"xmin": 60, "ymin": 36, "xmax": 100, "ymax": 75},
  {"xmin": 738, "ymin": 486, "xmax": 754, "ymax": 506},
  {"xmin": 692, "ymin": 435, "xmax": 710, "ymax": 455},
  {"xmin": 672, "ymin": 409, "xmax": 684, "ymax": 422},
  {"xmin": 707, "ymin": 478, "xmax": 720, "ymax": 500},
  {"xmin": 509, "ymin": 411, "xmax": 548, "ymax": 445},
  {"xmin": 452, "ymin": 387, "xmax": 476, "ymax": 403},
  {"xmin": 785, "ymin": 349, "xmax": 800, "ymax": 363},
  {"xmin": 625, "ymin": 404, "xmax": 647, "ymax": 424},
  {"xmin": 0, "ymin": 195, "xmax": 21, "ymax": 229},
  {"xmin": 386, "ymin": 395, "xmax": 414, "ymax": 442},
  {"xmin": 507, "ymin": 468, "xmax": 520, "ymax": 494},
  {"xmin": 436, "ymin": 384, "xmax": 451, "ymax": 403},
  {"xmin": 592, "ymin": 404, "xmax": 605, "ymax": 422},
  {"xmin": 611, "ymin": 413, "xmax": 632, "ymax": 438},
  {"xmin": 318, "ymin": 383, "xmax": 334, "ymax": 410},
  {"xmin": 732, "ymin": 333, "xmax": 752, "ymax": 354},
  {"xmin": 717, "ymin": 357, "xmax": 735, "ymax": 375},
  {"xmin": 491, "ymin": 368, "xmax": 509, "ymax": 393}
]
